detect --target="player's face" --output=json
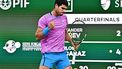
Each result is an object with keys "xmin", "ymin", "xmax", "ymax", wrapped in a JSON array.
[{"xmin": 55, "ymin": 4, "xmax": 67, "ymax": 16}]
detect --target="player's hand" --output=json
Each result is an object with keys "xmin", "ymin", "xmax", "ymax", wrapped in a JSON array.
[
  {"xmin": 73, "ymin": 42, "xmax": 80, "ymax": 51},
  {"xmin": 48, "ymin": 20, "xmax": 55, "ymax": 30}
]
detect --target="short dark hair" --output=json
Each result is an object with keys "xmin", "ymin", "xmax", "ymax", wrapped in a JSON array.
[{"xmin": 55, "ymin": 0, "xmax": 68, "ymax": 7}]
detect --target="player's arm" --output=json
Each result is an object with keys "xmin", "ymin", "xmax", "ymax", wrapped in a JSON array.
[
  {"xmin": 65, "ymin": 29, "xmax": 79, "ymax": 50},
  {"xmin": 65, "ymin": 29, "xmax": 73, "ymax": 44},
  {"xmin": 35, "ymin": 27, "xmax": 45, "ymax": 40},
  {"xmin": 35, "ymin": 21, "xmax": 55, "ymax": 40},
  {"xmin": 65, "ymin": 29, "xmax": 76, "ymax": 50}
]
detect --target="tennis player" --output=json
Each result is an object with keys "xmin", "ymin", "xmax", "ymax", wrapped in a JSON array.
[{"xmin": 35, "ymin": 0, "xmax": 79, "ymax": 69}]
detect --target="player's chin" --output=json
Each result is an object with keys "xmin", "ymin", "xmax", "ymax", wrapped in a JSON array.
[{"xmin": 59, "ymin": 13, "xmax": 64, "ymax": 16}]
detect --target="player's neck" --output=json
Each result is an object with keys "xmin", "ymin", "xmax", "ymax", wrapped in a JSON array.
[{"xmin": 51, "ymin": 10, "xmax": 58, "ymax": 16}]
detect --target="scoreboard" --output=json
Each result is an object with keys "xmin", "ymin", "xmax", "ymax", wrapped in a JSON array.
[{"xmin": 0, "ymin": 0, "xmax": 122, "ymax": 69}]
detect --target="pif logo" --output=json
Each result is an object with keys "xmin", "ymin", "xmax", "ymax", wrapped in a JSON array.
[
  {"xmin": 0, "ymin": 0, "xmax": 29, "ymax": 10},
  {"xmin": 101, "ymin": 0, "xmax": 111, "ymax": 10}
]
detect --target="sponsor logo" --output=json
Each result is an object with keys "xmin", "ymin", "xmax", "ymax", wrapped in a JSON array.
[
  {"xmin": 101, "ymin": 0, "xmax": 111, "ymax": 10},
  {"xmin": 66, "ymin": 0, "xmax": 73, "ymax": 12},
  {"xmin": 0, "ymin": 0, "xmax": 29, "ymax": 10},
  {"xmin": 3, "ymin": 40, "xmax": 21, "ymax": 53}
]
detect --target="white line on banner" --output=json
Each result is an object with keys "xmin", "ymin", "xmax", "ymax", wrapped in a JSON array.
[
  {"xmin": 65, "ymin": 41, "xmax": 122, "ymax": 43},
  {"xmin": 70, "ymin": 60, "xmax": 122, "ymax": 63}
]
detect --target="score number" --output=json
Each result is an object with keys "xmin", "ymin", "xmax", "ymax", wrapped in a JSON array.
[
  {"xmin": 116, "ymin": 30, "xmax": 121, "ymax": 37},
  {"xmin": 79, "ymin": 66, "xmax": 88, "ymax": 69}
]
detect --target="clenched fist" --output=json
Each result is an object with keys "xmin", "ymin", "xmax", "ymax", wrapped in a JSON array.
[{"xmin": 48, "ymin": 20, "xmax": 55, "ymax": 30}]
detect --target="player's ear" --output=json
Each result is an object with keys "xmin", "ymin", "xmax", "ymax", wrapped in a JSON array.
[{"xmin": 55, "ymin": 4, "xmax": 58, "ymax": 9}]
